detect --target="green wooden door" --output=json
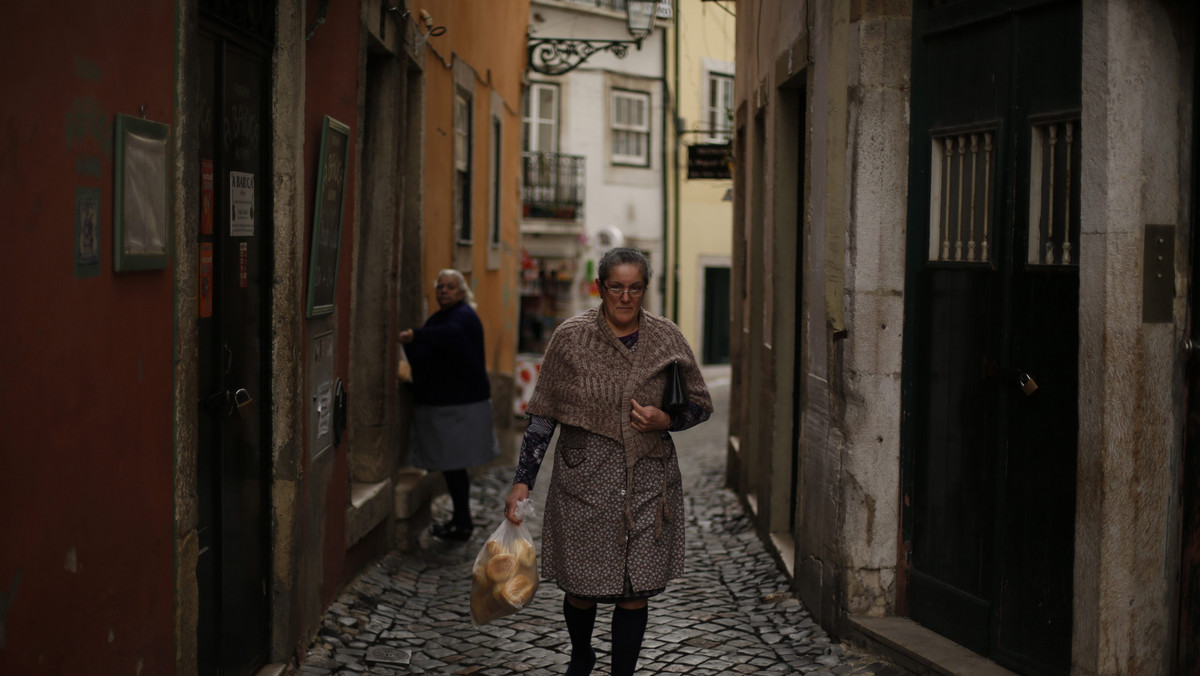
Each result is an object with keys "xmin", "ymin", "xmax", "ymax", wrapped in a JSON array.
[{"xmin": 903, "ymin": 2, "xmax": 1080, "ymax": 674}]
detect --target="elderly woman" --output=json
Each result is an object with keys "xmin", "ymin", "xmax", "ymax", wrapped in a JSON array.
[
  {"xmin": 401, "ymin": 269, "xmax": 500, "ymax": 541},
  {"xmin": 505, "ymin": 248, "xmax": 712, "ymax": 676}
]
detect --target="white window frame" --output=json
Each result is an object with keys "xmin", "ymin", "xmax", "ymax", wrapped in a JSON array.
[
  {"xmin": 703, "ymin": 71, "xmax": 734, "ymax": 143},
  {"xmin": 454, "ymin": 88, "xmax": 473, "ymax": 244},
  {"xmin": 610, "ymin": 88, "xmax": 651, "ymax": 167},
  {"xmin": 489, "ymin": 115, "xmax": 502, "ymax": 248},
  {"xmin": 523, "ymin": 82, "xmax": 559, "ymax": 154}
]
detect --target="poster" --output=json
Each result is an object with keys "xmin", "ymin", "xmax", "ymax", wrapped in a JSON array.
[
  {"xmin": 239, "ymin": 242, "xmax": 248, "ymax": 288},
  {"xmin": 201, "ymin": 160, "xmax": 214, "ymax": 235},
  {"xmin": 199, "ymin": 242, "xmax": 214, "ymax": 318},
  {"xmin": 74, "ymin": 187, "xmax": 101, "ymax": 278},
  {"xmin": 230, "ymin": 171, "xmax": 254, "ymax": 237}
]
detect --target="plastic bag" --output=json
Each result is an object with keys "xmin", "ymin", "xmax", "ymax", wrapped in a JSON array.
[{"xmin": 470, "ymin": 498, "xmax": 539, "ymax": 625}]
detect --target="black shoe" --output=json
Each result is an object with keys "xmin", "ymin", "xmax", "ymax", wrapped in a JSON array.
[{"xmin": 430, "ymin": 521, "xmax": 473, "ymax": 541}]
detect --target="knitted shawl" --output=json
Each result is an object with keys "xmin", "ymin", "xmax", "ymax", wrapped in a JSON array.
[{"xmin": 526, "ymin": 306, "xmax": 713, "ymax": 469}]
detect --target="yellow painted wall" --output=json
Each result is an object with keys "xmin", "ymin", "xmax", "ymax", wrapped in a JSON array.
[{"xmin": 669, "ymin": 0, "xmax": 736, "ymax": 359}]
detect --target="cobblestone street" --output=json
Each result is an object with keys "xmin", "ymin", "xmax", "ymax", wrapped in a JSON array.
[{"xmin": 300, "ymin": 367, "xmax": 910, "ymax": 675}]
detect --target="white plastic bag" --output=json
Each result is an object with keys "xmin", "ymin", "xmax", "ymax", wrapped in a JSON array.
[{"xmin": 470, "ymin": 498, "xmax": 539, "ymax": 625}]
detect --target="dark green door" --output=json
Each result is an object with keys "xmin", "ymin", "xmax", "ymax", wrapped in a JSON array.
[
  {"xmin": 703, "ymin": 266, "xmax": 731, "ymax": 364},
  {"xmin": 196, "ymin": 2, "xmax": 274, "ymax": 672},
  {"xmin": 903, "ymin": 2, "xmax": 1080, "ymax": 674}
]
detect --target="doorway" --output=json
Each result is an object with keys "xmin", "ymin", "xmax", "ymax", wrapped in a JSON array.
[
  {"xmin": 702, "ymin": 265, "xmax": 731, "ymax": 364},
  {"xmin": 902, "ymin": 2, "xmax": 1081, "ymax": 674},
  {"xmin": 195, "ymin": 6, "xmax": 274, "ymax": 673}
]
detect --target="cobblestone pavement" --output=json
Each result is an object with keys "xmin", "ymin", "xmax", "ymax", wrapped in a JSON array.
[{"xmin": 300, "ymin": 367, "xmax": 910, "ymax": 676}]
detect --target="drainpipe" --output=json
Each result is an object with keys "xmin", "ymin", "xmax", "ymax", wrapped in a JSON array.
[{"xmin": 666, "ymin": 5, "xmax": 680, "ymax": 323}]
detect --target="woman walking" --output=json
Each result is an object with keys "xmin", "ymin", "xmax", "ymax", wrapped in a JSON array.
[{"xmin": 505, "ymin": 248, "xmax": 713, "ymax": 675}]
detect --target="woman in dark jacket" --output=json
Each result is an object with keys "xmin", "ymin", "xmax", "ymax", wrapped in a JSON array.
[
  {"xmin": 505, "ymin": 249, "xmax": 712, "ymax": 675},
  {"xmin": 401, "ymin": 269, "xmax": 500, "ymax": 541}
]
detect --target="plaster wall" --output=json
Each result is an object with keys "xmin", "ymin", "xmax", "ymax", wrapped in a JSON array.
[
  {"xmin": 417, "ymin": 0, "xmax": 526, "ymax": 382},
  {"xmin": 1076, "ymin": 1, "xmax": 1193, "ymax": 673},
  {"xmin": 732, "ymin": 0, "xmax": 909, "ymax": 629},
  {"xmin": 0, "ymin": 2, "xmax": 178, "ymax": 673},
  {"xmin": 673, "ymin": 0, "xmax": 736, "ymax": 358}
]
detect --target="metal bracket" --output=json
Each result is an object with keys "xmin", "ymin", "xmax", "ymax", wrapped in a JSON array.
[{"xmin": 527, "ymin": 36, "xmax": 644, "ymax": 76}]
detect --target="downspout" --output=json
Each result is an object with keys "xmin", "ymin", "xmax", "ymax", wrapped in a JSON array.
[{"xmin": 667, "ymin": 4, "xmax": 681, "ymax": 323}]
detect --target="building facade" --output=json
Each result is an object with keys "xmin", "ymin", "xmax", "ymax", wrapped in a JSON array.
[
  {"xmin": 518, "ymin": 0, "xmax": 671, "ymax": 357},
  {"xmin": 729, "ymin": 1, "xmax": 1197, "ymax": 675},
  {"xmin": 665, "ymin": 0, "xmax": 736, "ymax": 363},
  {"xmin": 0, "ymin": 1, "xmax": 527, "ymax": 673}
]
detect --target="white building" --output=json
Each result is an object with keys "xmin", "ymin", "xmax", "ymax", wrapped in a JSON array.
[{"xmin": 518, "ymin": 0, "xmax": 671, "ymax": 355}]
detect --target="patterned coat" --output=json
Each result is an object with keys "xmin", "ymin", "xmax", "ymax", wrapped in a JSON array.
[{"xmin": 526, "ymin": 307, "xmax": 712, "ymax": 597}]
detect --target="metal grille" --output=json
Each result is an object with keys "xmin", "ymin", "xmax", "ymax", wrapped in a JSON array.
[
  {"xmin": 521, "ymin": 152, "xmax": 585, "ymax": 220},
  {"xmin": 928, "ymin": 131, "xmax": 995, "ymax": 264},
  {"xmin": 1027, "ymin": 119, "xmax": 1080, "ymax": 266}
]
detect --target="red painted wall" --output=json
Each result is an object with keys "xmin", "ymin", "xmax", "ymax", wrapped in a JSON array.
[
  {"xmin": 301, "ymin": 0, "xmax": 361, "ymax": 610},
  {"xmin": 0, "ymin": 2, "xmax": 177, "ymax": 673}
]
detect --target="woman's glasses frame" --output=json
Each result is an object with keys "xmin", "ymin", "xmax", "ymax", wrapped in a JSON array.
[{"xmin": 603, "ymin": 284, "xmax": 645, "ymax": 298}]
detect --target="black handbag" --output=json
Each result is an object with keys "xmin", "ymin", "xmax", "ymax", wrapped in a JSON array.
[{"xmin": 661, "ymin": 361, "xmax": 688, "ymax": 413}]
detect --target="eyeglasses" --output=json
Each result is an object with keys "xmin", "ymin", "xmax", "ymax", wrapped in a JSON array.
[
  {"xmin": 603, "ymin": 284, "xmax": 645, "ymax": 298},
  {"xmin": 435, "ymin": 284, "xmax": 458, "ymax": 291}
]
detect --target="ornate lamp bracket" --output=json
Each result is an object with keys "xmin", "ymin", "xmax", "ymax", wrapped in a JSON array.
[{"xmin": 527, "ymin": 36, "xmax": 644, "ymax": 76}]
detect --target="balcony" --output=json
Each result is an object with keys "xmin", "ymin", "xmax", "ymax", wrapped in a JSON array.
[{"xmin": 521, "ymin": 152, "xmax": 585, "ymax": 222}]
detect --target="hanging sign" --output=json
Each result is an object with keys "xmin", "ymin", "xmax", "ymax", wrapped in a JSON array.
[
  {"xmin": 687, "ymin": 143, "xmax": 732, "ymax": 180},
  {"xmin": 229, "ymin": 171, "xmax": 255, "ymax": 236}
]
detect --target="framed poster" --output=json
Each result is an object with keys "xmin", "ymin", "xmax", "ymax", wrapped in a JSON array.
[
  {"xmin": 113, "ymin": 113, "xmax": 170, "ymax": 271},
  {"xmin": 305, "ymin": 116, "xmax": 351, "ymax": 316}
]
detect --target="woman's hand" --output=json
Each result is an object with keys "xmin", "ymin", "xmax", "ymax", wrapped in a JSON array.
[
  {"xmin": 505, "ymin": 483, "xmax": 531, "ymax": 524},
  {"xmin": 399, "ymin": 329, "xmax": 414, "ymax": 343},
  {"xmin": 630, "ymin": 398, "xmax": 670, "ymax": 433}
]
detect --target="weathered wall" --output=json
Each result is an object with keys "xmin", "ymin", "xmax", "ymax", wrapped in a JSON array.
[
  {"xmin": 838, "ymin": 1, "xmax": 909, "ymax": 619},
  {"xmin": 0, "ymin": 2, "xmax": 179, "ymax": 673},
  {"xmin": 1076, "ymin": 1, "xmax": 1194, "ymax": 674},
  {"xmin": 732, "ymin": 0, "xmax": 910, "ymax": 631}
]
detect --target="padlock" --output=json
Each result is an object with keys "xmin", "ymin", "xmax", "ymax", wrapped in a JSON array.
[
  {"xmin": 1017, "ymin": 372, "xmax": 1039, "ymax": 397},
  {"xmin": 234, "ymin": 388, "xmax": 257, "ymax": 417}
]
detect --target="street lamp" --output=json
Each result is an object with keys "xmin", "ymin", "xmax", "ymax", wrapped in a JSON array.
[{"xmin": 527, "ymin": 0, "xmax": 659, "ymax": 76}]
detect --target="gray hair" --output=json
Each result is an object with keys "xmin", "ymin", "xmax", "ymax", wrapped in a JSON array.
[
  {"xmin": 597, "ymin": 248, "xmax": 652, "ymax": 286},
  {"xmin": 436, "ymin": 269, "xmax": 476, "ymax": 309}
]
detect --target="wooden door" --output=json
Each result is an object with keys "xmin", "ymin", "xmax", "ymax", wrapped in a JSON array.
[
  {"xmin": 195, "ymin": 2, "xmax": 274, "ymax": 672},
  {"xmin": 703, "ymin": 266, "xmax": 731, "ymax": 364},
  {"xmin": 903, "ymin": 2, "xmax": 1080, "ymax": 674}
]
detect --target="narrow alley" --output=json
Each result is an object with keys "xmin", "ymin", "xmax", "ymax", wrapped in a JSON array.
[{"xmin": 298, "ymin": 367, "xmax": 910, "ymax": 675}]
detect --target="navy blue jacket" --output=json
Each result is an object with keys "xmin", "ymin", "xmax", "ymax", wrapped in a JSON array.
[{"xmin": 406, "ymin": 301, "xmax": 491, "ymax": 406}]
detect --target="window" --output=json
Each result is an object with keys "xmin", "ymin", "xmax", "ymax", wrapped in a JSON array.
[
  {"xmin": 489, "ymin": 116, "xmax": 502, "ymax": 247},
  {"xmin": 704, "ymin": 72, "xmax": 734, "ymax": 143},
  {"xmin": 928, "ymin": 128, "xmax": 996, "ymax": 264},
  {"xmin": 611, "ymin": 89, "xmax": 650, "ymax": 166},
  {"xmin": 454, "ymin": 89, "xmax": 473, "ymax": 243},
  {"xmin": 522, "ymin": 82, "xmax": 558, "ymax": 153}
]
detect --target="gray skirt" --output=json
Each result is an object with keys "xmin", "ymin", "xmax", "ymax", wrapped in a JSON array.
[{"xmin": 406, "ymin": 400, "xmax": 501, "ymax": 471}]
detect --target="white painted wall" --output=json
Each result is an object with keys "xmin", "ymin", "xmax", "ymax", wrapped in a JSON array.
[{"xmin": 527, "ymin": 1, "xmax": 668, "ymax": 318}]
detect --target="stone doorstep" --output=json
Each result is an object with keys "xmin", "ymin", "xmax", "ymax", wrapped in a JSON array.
[
  {"xmin": 346, "ymin": 479, "xmax": 393, "ymax": 548},
  {"xmin": 845, "ymin": 616, "xmax": 1019, "ymax": 676}
]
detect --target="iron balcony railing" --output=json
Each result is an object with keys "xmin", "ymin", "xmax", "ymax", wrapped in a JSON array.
[{"xmin": 521, "ymin": 152, "xmax": 585, "ymax": 221}]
